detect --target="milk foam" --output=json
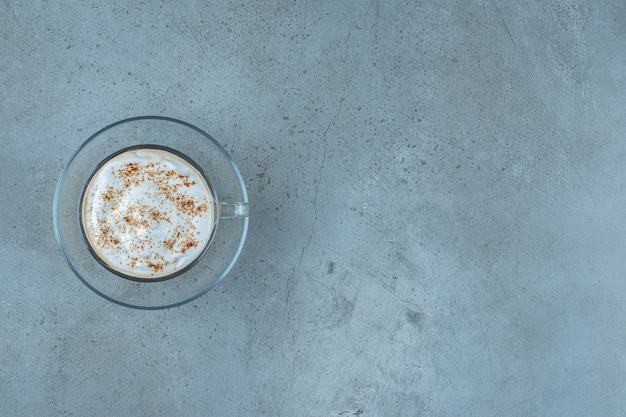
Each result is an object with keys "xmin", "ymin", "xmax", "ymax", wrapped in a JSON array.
[{"xmin": 81, "ymin": 147, "xmax": 215, "ymax": 279}]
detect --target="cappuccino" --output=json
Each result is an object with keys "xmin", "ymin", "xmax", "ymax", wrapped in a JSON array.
[{"xmin": 80, "ymin": 146, "xmax": 215, "ymax": 280}]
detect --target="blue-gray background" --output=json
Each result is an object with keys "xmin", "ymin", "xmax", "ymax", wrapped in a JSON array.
[{"xmin": 1, "ymin": 1, "xmax": 625, "ymax": 416}]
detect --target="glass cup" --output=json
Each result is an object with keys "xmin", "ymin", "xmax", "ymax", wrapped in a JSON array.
[{"xmin": 54, "ymin": 116, "xmax": 249, "ymax": 309}]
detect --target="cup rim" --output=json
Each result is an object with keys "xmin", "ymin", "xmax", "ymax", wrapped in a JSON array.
[{"xmin": 78, "ymin": 144, "xmax": 220, "ymax": 283}]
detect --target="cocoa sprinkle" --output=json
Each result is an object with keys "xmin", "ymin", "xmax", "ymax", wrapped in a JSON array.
[
  {"xmin": 162, "ymin": 224, "xmax": 199, "ymax": 254},
  {"xmin": 163, "ymin": 238, "xmax": 175, "ymax": 251},
  {"xmin": 117, "ymin": 162, "xmax": 141, "ymax": 187},
  {"xmin": 180, "ymin": 237, "xmax": 198, "ymax": 253},
  {"xmin": 95, "ymin": 224, "xmax": 121, "ymax": 248},
  {"xmin": 94, "ymin": 156, "xmax": 211, "ymax": 275},
  {"xmin": 149, "ymin": 207, "xmax": 169, "ymax": 222},
  {"xmin": 147, "ymin": 261, "xmax": 164, "ymax": 273},
  {"xmin": 113, "ymin": 162, "xmax": 209, "ymax": 218},
  {"xmin": 96, "ymin": 225, "xmax": 111, "ymax": 247},
  {"xmin": 178, "ymin": 199, "xmax": 208, "ymax": 216},
  {"xmin": 101, "ymin": 186, "xmax": 117, "ymax": 202},
  {"xmin": 123, "ymin": 213, "xmax": 149, "ymax": 229}
]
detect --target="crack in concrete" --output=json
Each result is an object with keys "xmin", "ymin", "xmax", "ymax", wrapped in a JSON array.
[
  {"xmin": 4, "ymin": 0, "xmax": 19, "ymax": 25},
  {"xmin": 286, "ymin": 98, "xmax": 344, "ymax": 323},
  {"xmin": 492, "ymin": 0, "xmax": 516, "ymax": 47}
]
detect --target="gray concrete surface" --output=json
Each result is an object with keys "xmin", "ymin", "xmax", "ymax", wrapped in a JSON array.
[{"xmin": 1, "ymin": 0, "xmax": 625, "ymax": 415}]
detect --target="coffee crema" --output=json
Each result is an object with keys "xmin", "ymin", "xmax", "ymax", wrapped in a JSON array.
[{"xmin": 80, "ymin": 147, "xmax": 215, "ymax": 280}]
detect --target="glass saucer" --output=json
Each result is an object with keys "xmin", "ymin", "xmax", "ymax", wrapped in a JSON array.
[{"xmin": 53, "ymin": 116, "xmax": 249, "ymax": 309}]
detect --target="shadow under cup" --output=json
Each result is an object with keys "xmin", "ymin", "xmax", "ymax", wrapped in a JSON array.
[{"xmin": 54, "ymin": 117, "xmax": 249, "ymax": 309}]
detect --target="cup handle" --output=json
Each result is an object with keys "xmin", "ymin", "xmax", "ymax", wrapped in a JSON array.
[{"xmin": 218, "ymin": 202, "xmax": 249, "ymax": 218}]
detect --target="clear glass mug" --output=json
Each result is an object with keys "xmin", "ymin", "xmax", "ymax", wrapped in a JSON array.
[{"xmin": 54, "ymin": 116, "xmax": 249, "ymax": 309}]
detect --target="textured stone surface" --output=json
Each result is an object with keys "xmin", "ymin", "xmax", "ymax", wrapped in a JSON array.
[{"xmin": 1, "ymin": 1, "xmax": 625, "ymax": 416}]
